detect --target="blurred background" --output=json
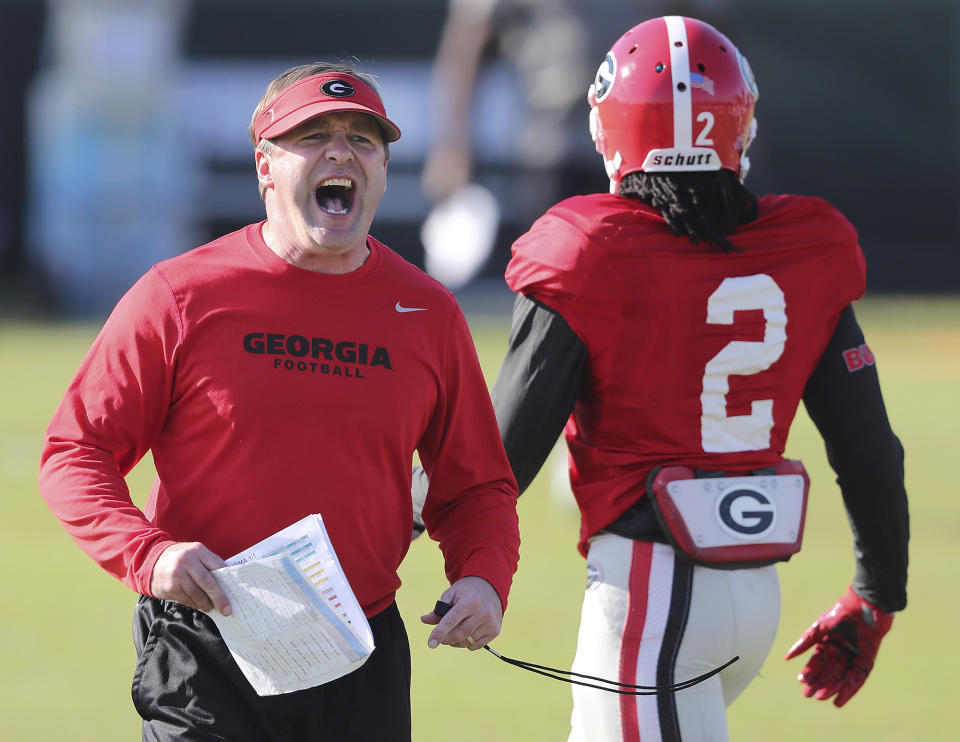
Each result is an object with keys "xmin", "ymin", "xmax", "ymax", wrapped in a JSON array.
[{"xmin": 0, "ymin": 0, "xmax": 956, "ymax": 319}]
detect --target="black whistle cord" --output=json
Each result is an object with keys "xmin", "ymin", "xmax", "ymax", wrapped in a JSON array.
[
  {"xmin": 433, "ymin": 601, "xmax": 738, "ymax": 696},
  {"xmin": 484, "ymin": 646, "xmax": 739, "ymax": 696}
]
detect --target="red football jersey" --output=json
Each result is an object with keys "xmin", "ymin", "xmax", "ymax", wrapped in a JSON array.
[{"xmin": 505, "ymin": 193, "xmax": 865, "ymax": 549}]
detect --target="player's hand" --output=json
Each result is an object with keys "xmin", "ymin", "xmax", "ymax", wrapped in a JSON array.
[
  {"xmin": 785, "ymin": 584, "xmax": 893, "ymax": 707},
  {"xmin": 411, "ymin": 465, "xmax": 428, "ymax": 541},
  {"xmin": 150, "ymin": 542, "xmax": 232, "ymax": 616},
  {"xmin": 420, "ymin": 575, "xmax": 503, "ymax": 651},
  {"xmin": 412, "ymin": 518, "xmax": 426, "ymax": 541}
]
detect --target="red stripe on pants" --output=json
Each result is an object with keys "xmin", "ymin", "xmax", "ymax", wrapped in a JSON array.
[{"xmin": 619, "ymin": 541, "xmax": 654, "ymax": 742}]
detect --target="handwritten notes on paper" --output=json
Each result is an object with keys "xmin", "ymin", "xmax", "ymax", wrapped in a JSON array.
[{"xmin": 207, "ymin": 514, "xmax": 374, "ymax": 696}]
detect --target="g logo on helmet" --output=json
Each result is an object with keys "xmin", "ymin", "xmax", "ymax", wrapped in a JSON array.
[
  {"xmin": 715, "ymin": 485, "xmax": 776, "ymax": 540},
  {"xmin": 592, "ymin": 53, "xmax": 617, "ymax": 103},
  {"xmin": 320, "ymin": 80, "xmax": 356, "ymax": 98},
  {"xmin": 736, "ymin": 51, "xmax": 759, "ymax": 100}
]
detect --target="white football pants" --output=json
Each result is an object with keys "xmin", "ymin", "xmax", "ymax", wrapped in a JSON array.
[{"xmin": 568, "ymin": 534, "xmax": 780, "ymax": 742}]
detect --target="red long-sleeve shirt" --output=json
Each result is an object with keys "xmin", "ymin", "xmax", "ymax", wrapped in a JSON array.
[{"xmin": 40, "ymin": 223, "xmax": 520, "ymax": 617}]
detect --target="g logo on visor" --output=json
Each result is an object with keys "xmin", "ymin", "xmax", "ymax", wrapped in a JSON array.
[
  {"xmin": 716, "ymin": 485, "xmax": 776, "ymax": 540},
  {"xmin": 320, "ymin": 80, "xmax": 356, "ymax": 98},
  {"xmin": 593, "ymin": 53, "xmax": 617, "ymax": 102}
]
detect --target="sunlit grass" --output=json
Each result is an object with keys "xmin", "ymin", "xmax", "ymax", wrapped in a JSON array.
[{"xmin": 2, "ymin": 295, "xmax": 955, "ymax": 741}]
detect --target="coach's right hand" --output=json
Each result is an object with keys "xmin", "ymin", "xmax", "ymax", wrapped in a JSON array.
[{"xmin": 151, "ymin": 542, "xmax": 232, "ymax": 616}]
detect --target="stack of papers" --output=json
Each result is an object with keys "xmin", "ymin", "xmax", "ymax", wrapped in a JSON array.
[{"xmin": 207, "ymin": 514, "xmax": 374, "ymax": 695}]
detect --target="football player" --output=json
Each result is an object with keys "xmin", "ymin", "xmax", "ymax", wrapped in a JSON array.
[{"xmin": 413, "ymin": 15, "xmax": 908, "ymax": 742}]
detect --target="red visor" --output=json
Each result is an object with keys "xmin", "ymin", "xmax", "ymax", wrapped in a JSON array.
[{"xmin": 253, "ymin": 73, "xmax": 401, "ymax": 144}]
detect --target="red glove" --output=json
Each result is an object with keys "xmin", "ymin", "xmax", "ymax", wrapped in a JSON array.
[{"xmin": 785, "ymin": 585, "xmax": 893, "ymax": 707}]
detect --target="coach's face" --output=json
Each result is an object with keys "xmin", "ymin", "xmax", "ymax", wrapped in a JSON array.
[{"xmin": 257, "ymin": 111, "xmax": 388, "ymax": 273}]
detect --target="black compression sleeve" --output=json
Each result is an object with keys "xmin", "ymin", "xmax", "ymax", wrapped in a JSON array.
[
  {"xmin": 802, "ymin": 305, "xmax": 909, "ymax": 612},
  {"xmin": 490, "ymin": 294, "xmax": 587, "ymax": 494}
]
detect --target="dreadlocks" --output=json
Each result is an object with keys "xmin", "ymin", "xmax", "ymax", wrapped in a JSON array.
[{"xmin": 618, "ymin": 170, "xmax": 759, "ymax": 253}]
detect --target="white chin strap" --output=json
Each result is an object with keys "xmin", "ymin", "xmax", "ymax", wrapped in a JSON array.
[{"xmin": 740, "ymin": 118, "xmax": 758, "ymax": 182}]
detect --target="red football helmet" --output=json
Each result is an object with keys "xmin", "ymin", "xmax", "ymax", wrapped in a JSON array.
[{"xmin": 587, "ymin": 16, "xmax": 759, "ymax": 190}]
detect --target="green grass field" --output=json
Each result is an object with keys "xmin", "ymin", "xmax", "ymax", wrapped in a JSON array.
[{"xmin": 2, "ymin": 295, "xmax": 956, "ymax": 740}]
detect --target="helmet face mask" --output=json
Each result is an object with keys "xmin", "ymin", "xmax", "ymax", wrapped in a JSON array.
[{"xmin": 587, "ymin": 16, "xmax": 759, "ymax": 191}]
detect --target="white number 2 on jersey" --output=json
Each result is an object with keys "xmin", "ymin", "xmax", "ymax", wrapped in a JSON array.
[{"xmin": 700, "ymin": 274, "xmax": 786, "ymax": 452}]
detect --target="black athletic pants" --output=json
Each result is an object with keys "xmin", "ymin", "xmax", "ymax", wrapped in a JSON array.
[{"xmin": 132, "ymin": 596, "xmax": 411, "ymax": 741}]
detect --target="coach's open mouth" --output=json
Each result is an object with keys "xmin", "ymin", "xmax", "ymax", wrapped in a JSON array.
[{"xmin": 315, "ymin": 178, "xmax": 355, "ymax": 215}]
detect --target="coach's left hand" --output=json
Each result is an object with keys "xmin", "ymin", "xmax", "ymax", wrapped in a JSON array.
[{"xmin": 421, "ymin": 576, "xmax": 503, "ymax": 651}]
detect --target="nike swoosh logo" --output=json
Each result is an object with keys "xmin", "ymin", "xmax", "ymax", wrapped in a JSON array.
[{"xmin": 395, "ymin": 302, "xmax": 428, "ymax": 313}]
